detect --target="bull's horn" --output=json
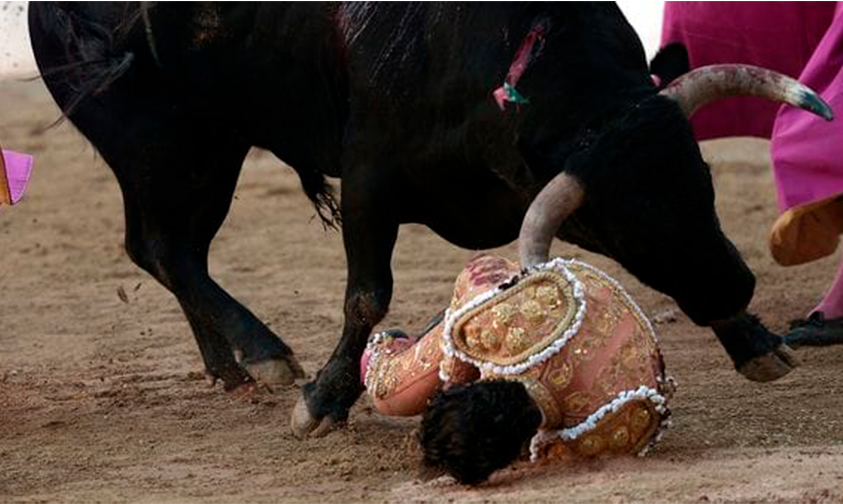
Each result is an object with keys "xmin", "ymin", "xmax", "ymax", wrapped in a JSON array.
[
  {"xmin": 519, "ymin": 172, "xmax": 585, "ymax": 268},
  {"xmin": 660, "ymin": 64, "xmax": 834, "ymax": 121}
]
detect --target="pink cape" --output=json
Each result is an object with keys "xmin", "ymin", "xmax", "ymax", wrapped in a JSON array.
[
  {"xmin": 661, "ymin": 2, "xmax": 835, "ymax": 140},
  {"xmin": 772, "ymin": 5, "xmax": 843, "ymax": 213},
  {"xmin": 1, "ymin": 149, "xmax": 34, "ymax": 205},
  {"xmin": 662, "ymin": 2, "xmax": 843, "ymax": 265}
]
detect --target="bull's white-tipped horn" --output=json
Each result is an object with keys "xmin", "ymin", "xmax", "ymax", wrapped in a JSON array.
[
  {"xmin": 660, "ymin": 64, "xmax": 834, "ymax": 121},
  {"xmin": 519, "ymin": 172, "xmax": 585, "ymax": 268}
]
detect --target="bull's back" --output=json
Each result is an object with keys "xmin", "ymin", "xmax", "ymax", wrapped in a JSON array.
[{"xmin": 336, "ymin": 3, "xmax": 652, "ymax": 245}]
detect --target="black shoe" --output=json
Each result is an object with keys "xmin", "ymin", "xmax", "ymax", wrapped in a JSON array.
[{"xmin": 784, "ymin": 312, "xmax": 843, "ymax": 348}]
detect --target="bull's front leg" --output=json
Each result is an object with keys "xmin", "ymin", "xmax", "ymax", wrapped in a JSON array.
[{"xmin": 291, "ymin": 171, "xmax": 399, "ymax": 437}]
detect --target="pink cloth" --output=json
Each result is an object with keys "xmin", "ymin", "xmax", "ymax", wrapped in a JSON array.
[
  {"xmin": 1, "ymin": 149, "xmax": 34, "ymax": 204},
  {"xmin": 661, "ymin": 2, "xmax": 835, "ymax": 140},
  {"xmin": 772, "ymin": 5, "xmax": 843, "ymax": 213}
]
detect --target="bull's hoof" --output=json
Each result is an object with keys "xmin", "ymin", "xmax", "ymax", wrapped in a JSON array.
[
  {"xmin": 737, "ymin": 344, "xmax": 801, "ymax": 382},
  {"xmin": 245, "ymin": 355, "xmax": 306, "ymax": 386},
  {"xmin": 290, "ymin": 396, "xmax": 340, "ymax": 438}
]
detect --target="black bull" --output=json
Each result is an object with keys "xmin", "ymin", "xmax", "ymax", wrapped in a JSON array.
[{"xmin": 28, "ymin": 2, "xmax": 827, "ymax": 436}]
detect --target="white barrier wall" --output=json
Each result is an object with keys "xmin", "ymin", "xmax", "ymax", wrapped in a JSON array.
[
  {"xmin": 0, "ymin": 1, "xmax": 36, "ymax": 78},
  {"xmin": 617, "ymin": 1, "xmax": 666, "ymax": 61}
]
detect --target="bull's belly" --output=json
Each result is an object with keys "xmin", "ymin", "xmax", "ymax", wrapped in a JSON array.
[
  {"xmin": 408, "ymin": 186, "xmax": 525, "ymax": 250},
  {"xmin": 423, "ymin": 219, "xmax": 519, "ymax": 250}
]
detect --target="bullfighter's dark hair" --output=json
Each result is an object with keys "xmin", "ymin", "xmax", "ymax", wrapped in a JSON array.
[{"xmin": 419, "ymin": 379, "xmax": 543, "ymax": 485}]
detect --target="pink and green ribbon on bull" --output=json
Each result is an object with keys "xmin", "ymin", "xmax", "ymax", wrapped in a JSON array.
[{"xmin": 493, "ymin": 23, "xmax": 546, "ymax": 111}]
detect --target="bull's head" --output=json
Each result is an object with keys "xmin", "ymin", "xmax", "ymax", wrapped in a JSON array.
[{"xmin": 521, "ymin": 65, "xmax": 833, "ymax": 382}]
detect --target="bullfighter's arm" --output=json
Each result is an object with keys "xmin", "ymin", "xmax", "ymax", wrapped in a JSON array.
[{"xmin": 362, "ymin": 322, "xmax": 479, "ymax": 416}]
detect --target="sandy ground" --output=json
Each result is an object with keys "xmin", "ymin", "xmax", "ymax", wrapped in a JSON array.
[{"xmin": 1, "ymin": 78, "xmax": 843, "ymax": 504}]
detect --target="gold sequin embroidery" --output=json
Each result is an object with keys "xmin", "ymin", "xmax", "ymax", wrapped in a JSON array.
[
  {"xmin": 492, "ymin": 303, "xmax": 516, "ymax": 325},
  {"xmin": 450, "ymin": 270, "xmax": 578, "ymax": 366},
  {"xmin": 505, "ymin": 326, "xmax": 528, "ymax": 354},
  {"xmin": 564, "ymin": 391, "xmax": 591, "ymax": 416},
  {"xmin": 481, "ymin": 328, "xmax": 501, "ymax": 351},
  {"xmin": 631, "ymin": 405, "xmax": 652, "ymax": 431},
  {"xmin": 465, "ymin": 324, "xmax": 481, "ymax": 349},
  {"xmin": 610, "ymin": 426, "xmax": 630, "ymax": 449},
  {"xmin": 537, "ymin": 285, "xmax": 561, "ymax": 307},
  {"xmin": 519, "ymin": 299, "xmax": 545, "ymax": 322},
  {"xmin": 546, "ymin": 361, "xmax": 573, "ymax": 389},
  {"xmin": 578, "ymin": 435, "xmax": 605, "ymax": 456}
]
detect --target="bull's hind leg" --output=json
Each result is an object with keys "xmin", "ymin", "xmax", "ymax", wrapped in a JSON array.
[
  {"xmin": 113, "ymin": 130, "xmax": 305, "ymax": 389},
  {"xmin": 66, "ymin": 108, "xmax": 302, "ymax": 388},
  {"xmin": 28, "ymin": 3, "xmax": 302, "ymax": 388}
]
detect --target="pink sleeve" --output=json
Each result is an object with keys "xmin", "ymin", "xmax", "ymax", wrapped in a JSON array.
[{"xmin": 363, "ymin": 329, "xmax": 446, "ymax": 417}]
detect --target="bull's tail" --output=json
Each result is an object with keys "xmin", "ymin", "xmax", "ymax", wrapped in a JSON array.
[{"xmin": 299, "ymin": 170, "xmax": 341, "ymax": 230}]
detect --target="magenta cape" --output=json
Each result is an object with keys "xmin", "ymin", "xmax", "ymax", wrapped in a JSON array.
[
  {"xmin": 772, "ymin": 5, "xmax": 843, "ymax": 212},
  {"xmin": 662, "ymin": 2, "xmax": 843, "ymax": 265},
  {"xmin": 661, "ymin": 2, "xmax": 834, "ymax": 140},
  {"xmin": 0, "ymin": 149, "xmax": 33, "ymax": 205},
  {"xmin": 770, "ymin": 6, "xmax": 843, "ymax": 264}
]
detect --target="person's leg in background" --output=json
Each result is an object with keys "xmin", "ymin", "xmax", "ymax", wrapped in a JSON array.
[{"xmin": 770, "ymin": 5, "xmax": 843, "ymax": 345}]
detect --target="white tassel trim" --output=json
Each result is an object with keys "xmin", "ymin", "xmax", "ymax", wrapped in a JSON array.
[
  {"xmin": 363, "ymin": 331, "xmax": 391, "ymax": 394},
  {"xmin": 438, "ymin": 346, "xmax": 452, "ymax": 382},
  {"xmin": 636, "ymin": 416, "xmax": 673, "ymax": 457}
]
